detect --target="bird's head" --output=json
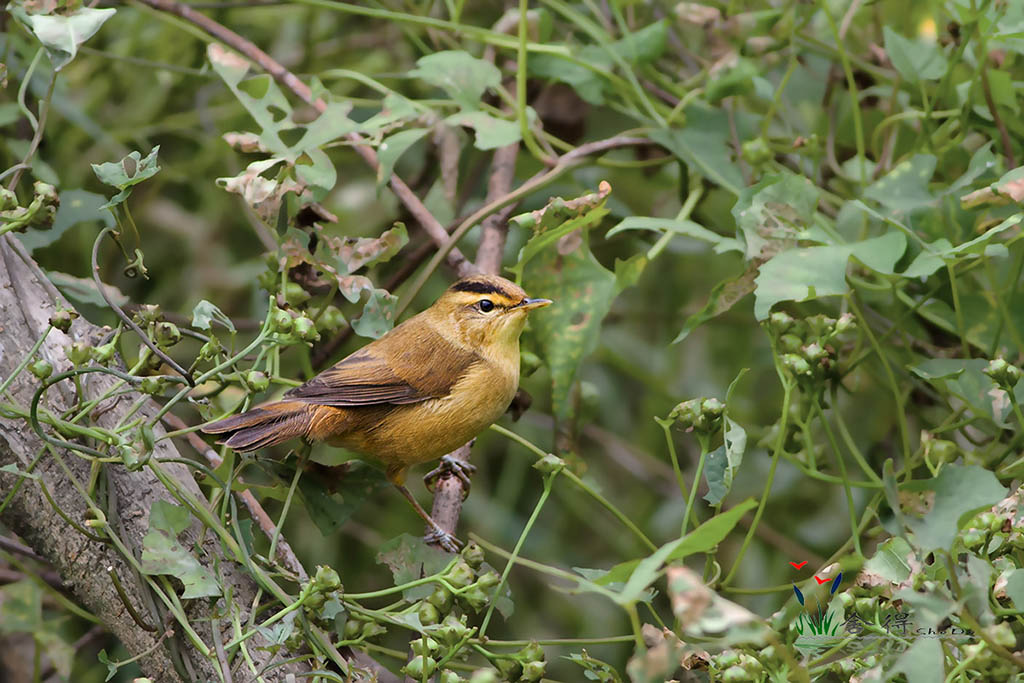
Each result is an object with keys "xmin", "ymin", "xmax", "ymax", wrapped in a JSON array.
[{"xmin": 430, "ymin": 274, "xmax": 552, "ymax": 351}]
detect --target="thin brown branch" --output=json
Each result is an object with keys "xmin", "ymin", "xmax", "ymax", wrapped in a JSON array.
[
  {"xmin": 161, "ymin": 412, "xmax": 309, "ymax": 582},
  {"xmin": 135, "ymin": 0, "xmax": 473, "ymax": 276},
  {"xmin": 474, "ymin": 143, "xmax": 520, "ymax": 275},
  {"xmin": 426, "ymin": 143, "xmax": 520, "ymax": 546},
  {"xmin": 0, "ymin": 534, "xmax": 48, "ymax": 563},
  {"xmin": 980, "ymin": 63, "xmax": 1016, "ymax": 167}
]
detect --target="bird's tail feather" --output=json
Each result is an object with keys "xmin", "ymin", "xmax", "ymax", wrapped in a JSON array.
[{"xmin": 201, "ymin": 401, "xmax": 312, "ymax": 452}]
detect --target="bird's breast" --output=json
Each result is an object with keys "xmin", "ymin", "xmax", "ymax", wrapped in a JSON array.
[{"xmin": 353, "ymin": 357, "xmax": 519, "ymax": 467}]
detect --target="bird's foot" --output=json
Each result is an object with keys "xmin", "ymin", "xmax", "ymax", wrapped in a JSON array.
[
  {"xmin": 424, "ymin": 455, "xmax": 477, "ymax": 497},
  {"xmin": 424, "ymin": 525, "xmax": 463, "ymax": 553}
]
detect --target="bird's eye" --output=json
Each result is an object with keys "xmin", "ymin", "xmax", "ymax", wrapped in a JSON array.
[{"xmin": 478, "ymin": 299, "xmax": 495, "ymax": 313}]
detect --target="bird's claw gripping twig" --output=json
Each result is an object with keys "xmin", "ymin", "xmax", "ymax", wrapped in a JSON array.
[
  {"xmin": 424, "ymin": 455, "xmax": 477, "ymax": 496},
  {"xmin": 424, "ymin": 525, "xmax": 463, "ymax": 553}
]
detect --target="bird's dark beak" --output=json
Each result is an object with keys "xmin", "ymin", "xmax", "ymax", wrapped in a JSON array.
[{"xmin": 519, "ymin": 297, "xmax": 553, "ymax": 311}]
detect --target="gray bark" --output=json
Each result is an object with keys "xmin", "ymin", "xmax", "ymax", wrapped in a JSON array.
[{"xmin": 0, "ymin": 236, "xmax": 308, "ymax": 682}]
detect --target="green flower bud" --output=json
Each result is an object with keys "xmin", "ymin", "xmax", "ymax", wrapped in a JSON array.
[
  {"xmin": 304, "ymin": 590, "xmax": 326, "ymax": 611},
  {"xmin": 768, "ymin": 311, "xmax": 794, "ymax": 336},
  {"xmin": 461, "ymin": 542, "xmax": 485, "ymax": 569},
  {"xmin": 778, "ymin": 333, "xmax": 803, "ymax": 353},
  {"xmin": 91, "ymin": 342, "xmax": 117, "ymax": 365},
  {"xmin": 715, "ymin": 651, "xmax": 740, "ymax": 668},
  {"xmin": 410, "ymin": 636, "xmax": 440, "ymax": 656},
  {"xmin": 427, "ymin": 585, "xmax": 454, "ymax": 613},
  {"xmin": 460, "ymin": 585, "xmax": 489, "ymax": 612},
  {"xmin": 701, "ymin": 397, "xmax": 725, "ymax": 419},
  {"xmin": 439, "ymin": 670, "xmax": 465, "ymax": 683},
  {"xmin": 417, "ymin": 600, "xmax": 440, "ymax": 625},
  {"xmin": 272, "ymin": 309, "xmax": 293, "ymax": 333},
  {"xmin": 155, "ymin": 322, "xmax": 181, "ymax": 347},
  {"xmin": 139, "ymin": 376, "xmax": 167, "ymax": 396},
  {"xmin": 475, "ymin": 570, "xmax": 500, "ymax": 590},
  {"xmin": 834, "ymin": 313, "xmax": 856, "ymax": 334},
  {"xmin": 445, "ymin": 559, "xmax": 475, "ymax": 589},
  {"xmin": 517, "ymin": 641, "xmax": 544, "ymax": 663},
  {"xmin": 66, "ymin": 341, "xmax": 92, "ymax": 365},
  {"xmin": 493, "ymin": 657, "xmax": 521, "ymax": 681},
  {"xmin": 313, "ymin": 565, "xmax": 341, "ymax": 592},
  {"xmin": 293, "ymin": 316, "xmax": 320, "ymax": 342},
  {"xmin": 520, "ymin": 661, "xmax": 545, "ymax": 682},
  {"xmin": 961, "ymin": 529, "xmax": 985, "ymax": 551},
  {"xmin": 854, "ymin": 597, "xmax": 875, "ymax": 619},
  {"xmin": 199, "ymin": 336, "xmax": 222, "ymax": 361},
  {"xmin": 532, "ymin": 453, "xmax": 565, "ymax": 474},
  {"xmin": 468, "ymin": 669, "xmax": 498, "ymax": 683},
  {"xmin": 49, "ymin": 309, "xmax": 78, "ymax": 333},
  {"xmin": 29, "ymin": 359, "xmax": 53, "ymax": 379},
  {"xmin": 403, "ymin": 655, "xmax": 436, "ymax": 679},
  {"xmin": 721, "ymin": 665, "xmax": 749, "ymax": 682},
  {"xmin": 284, "ymin": 282, "xmax": 311, "ymax": 306},
  {"xmin": 782, "ymin": 353, "xmax": 812, "ymax": 377},
  {"xmin": 343, "ymin": 618, "xmax": 363, "ymax": 640},
  {"xmin": 0, "ymin": 188, "xmax": 16, "ymax": 210},
  {"xmin": 801, "ymin": 342, "xmax": 827, "ymax": 363},
  {"xmin": 133, "ymin": 304, "xmax": 162, "ymax": 325},
  {"xmin": 245, "ymin": 370, "xmax": 269, "ymax": 392},
  {"xmin": 741, "ymin": 137, "xmax": 772, "ymax": 166},
  {"xmin": 438, "ymin": 614, "xmax": 472, "ymax": 645}
]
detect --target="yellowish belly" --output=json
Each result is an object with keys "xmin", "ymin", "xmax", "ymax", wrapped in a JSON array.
[{"xmin": 333, "ymin": 360, "xmax": 518, "ymax": 469}]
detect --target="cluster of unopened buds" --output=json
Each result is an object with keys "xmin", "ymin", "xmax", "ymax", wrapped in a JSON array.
[{"xmin": 767, "ymin": 311, "xmax": 856, "ymax": 387}]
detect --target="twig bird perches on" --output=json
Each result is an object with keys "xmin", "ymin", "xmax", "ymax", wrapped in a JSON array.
[{"xmin": 202, "ymin": 274, "xmax": 551, "ymax": 551}]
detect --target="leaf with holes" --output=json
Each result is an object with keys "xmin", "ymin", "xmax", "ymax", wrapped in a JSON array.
[{"xmin": 329, "ymin": 224, "xmax": 409, "ymax": 274}]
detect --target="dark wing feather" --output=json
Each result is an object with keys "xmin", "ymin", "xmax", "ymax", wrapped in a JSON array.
[{"xmin": 284, "ymin": 320, "xmax": 479, "ymax": 407}]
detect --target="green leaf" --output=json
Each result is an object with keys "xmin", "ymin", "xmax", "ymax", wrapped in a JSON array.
[
  {"xmin": 863, "ymin": 537, "xmax": 915, "ymax": 583},
  {"xmin": 888, "ymin": 637, "xmax": 944, "ymax": 683},
  {"xmin": 446, "ymin": 111, "xmax": 521, "ymax": 150},
  {"xmin": 351, "ymin": 287, "xmax": 399, "ymax": 339},
  {"xmin": 47, "ymin": 270, "xmax": 129, "ymax": 308},
  {"xmin": 909, "ymin": 358, "xmax": 1013, "ymax": 425},
  {"xmin": 608, "ymin": 20, "xmax": 667, "ymax": 65},
  {"xmin": 13, "ymin": 7, "xmax": 115, "ymax": 71},
  {"xmin": 703, "ymin": 417, "xmax": 747, "ymax": 505},
  {"xmin": 96, "ymin": 649, "xmax": 118, "ymax": 681},
  {"xmin": 606, "ymin": 216, "xmax": 741, "ymax": 253},
  {"xmin": 529, "ymin": 54, "xmax": 607, "ymax": 105},
  {"xmin": 18, "ymin": 189, "xmax": 113, "ymax": 253},
  {"xmin": 883, "ymin": 27, "xmax": 948, "ymax": 84},
  {"xmin": 673, "ymin": 264, "xmax": 757, "ymax": 343},
  {"xmin": 753, "ymin": 231, "xmax": 906, "ymax": 319},
  {"xmin": 0, "ymin": 579, "xmax": 42, "ymax": 633},
  {"xmin": 650, "ymin": 109, "xmax": 744, "ymax": 196},
  {"xmin": 91, "ymin": 147, "xmax": 161, "ymax": 209},
  {"xmin": 600, "ymin": 499, "xmax": 757, "ymax": 602},
  {"xmin": 514, "ymin": 191, "xmax": 620, "ymax": 420},
  {"xmin": 191, "ymin": 300, "xmax": 236, "ymax": 332},
  {"xmin": 377, "ymin": 128, "xmax": 429, "ymax": 188},
  {"xmin": 1004, "ymin": 569, "xmax": 1024, "ymax": 610},
  {"xmin": 92, "ymin": 147, "xmax": 161, "ymax": 190},
  {"xmin": 901, "ymin": 465, "xmax": 1007, "ymax": 552},
  {"xmin": 864, "ymin": 154, "xmax": 937, "ymax": 213},
  {"xmin": 296, "ymin": 460, "xmax": 389, "ymax": 535},
  {"xmin": 733, "ymin": 173, "xmax": 821, "ymax": 260},
  {"xmin": 376, "ymin": 534, "xmax": 452, "ymax": 600},
  {"xmin": 140, "ymin": 501, "xmax": 220, "ymax": 599},
  {"xmin": 410, "ymin": 50, "xmax": 501, "ymax": 109}
]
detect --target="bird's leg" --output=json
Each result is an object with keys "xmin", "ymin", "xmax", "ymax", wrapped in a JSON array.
[
  {"xmin": 423, "ymin": 454, "xmax": 477, "ymax": 497},
  {"xmin": 394, "ymin": 484, "xmax": 463, "ymax": 553}
]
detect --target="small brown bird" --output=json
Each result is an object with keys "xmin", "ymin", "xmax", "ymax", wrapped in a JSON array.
[{"xmin": 202, "ymin": 274, "xmax": 551, "ymax": 551}]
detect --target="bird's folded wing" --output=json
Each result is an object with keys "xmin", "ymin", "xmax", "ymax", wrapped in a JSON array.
[{"xmin": 284, "ymin": 325, "xmax": 480, "ymax": 407}]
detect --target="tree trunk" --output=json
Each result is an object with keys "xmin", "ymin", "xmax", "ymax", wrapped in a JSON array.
[{"xmin": 0, "ymin": 235, "xmax": 308, "ymax": 681}]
